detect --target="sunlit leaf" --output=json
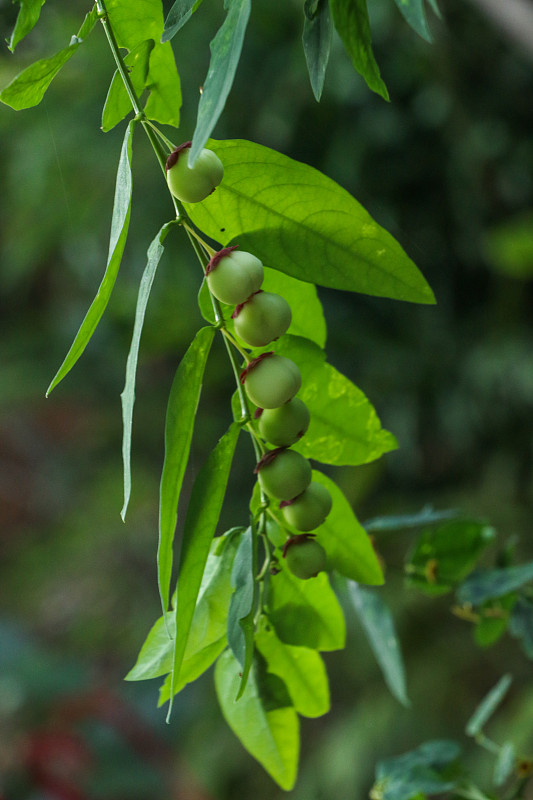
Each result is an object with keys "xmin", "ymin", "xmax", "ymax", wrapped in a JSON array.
[
  {"xmin": 121, "ymin": 221, "xmax": 176, "ymax": 520},
  {"xmin": 189, "ymin": 0, "xmax": 251, "ymax": 165},
  {"xmin": 185, "ymin": 140, "xmax": 434, "ymax": 304},
  {"xmin": 465, "ymin": 674, "xmax": 513, "ymax": 736},
  {"xmin": 302, "ymin": 0, "xmax": 332, "ymax": 101},
  {"xmin": 167, "ymin": 423, "xmax": 240, "ymax": 717},
  {"xmin": 143, "ymin": 41, "xmax": 182, "ymax": 128},
  {"xmin": 0, "ymin": 8, "xmax": 97, "ymax": 109},
  {"xmin": 7, "ymin": 0, "xmax": 46, "ymax": 52},
  {"xmin": 349, "ymin": 583, "xmax": 409, "ymax": 705},
  {"xmin": 106, "ymin": 0, "xmax": 162, "ymax": 49},
  {"xmin": 215, "ymin": 649, "xmax": 299, "ymax": 790},
  {"xmin": 102, "ymin": 39, "xmax": 153, "ymax": 132},
  {"xmin": 157, "ymin": 326, "xmax": 215, "ymax": 614},
  {"xmin": 256, "ymin": 617, "xmax": 330, "ymax": 717},
  {"xmin": 329, "ymin": 0, "xmax": 389, "ymax": 100},
  {"xmin": 46, "ymin": 118, "xmax": 136, "ymax": 395}
]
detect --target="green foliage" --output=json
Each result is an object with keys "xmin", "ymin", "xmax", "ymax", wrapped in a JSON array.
[
  {"xmin": 457, "ymin": 561, "xmax": 533, "ymax": 606},
  {"xmin": 6, "ymin": 0, "xmax": 46, "ymax": 52},
  {"xmin": 465, "ymin": 674, "xmax": 513, "ymax": 736},
  {"xmin": 227, "ymin": 526, "xmax": 257, "ymax": 698},
  {"xmin": 185, "ymin": 139, "xmax": 435, "ymax": 303},
  {"xmin": 163, "ymin": 0, "xmax": 205, "ymax": 42},
  {"xmin": 392, "ymin": 0, "xmax": 438, "ymax": 43},
  {"xmin": 372, "ymin": 740, "xmax": 461, "ymax": 800},
  {"xmin": 329, "ymin": 0, "xmax": 389, "ymax": 100},
  {"xmin": 302, "ymin": 0, "xmax": 332, "ymax": 101}
]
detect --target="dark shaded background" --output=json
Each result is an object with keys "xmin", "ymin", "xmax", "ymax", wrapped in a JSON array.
[{"xmin": 1, "ymin": 0, "xmax": 532, "ymax": 797}]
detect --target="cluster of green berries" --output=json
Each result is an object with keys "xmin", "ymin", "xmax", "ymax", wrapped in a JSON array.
[{"xmin": 166, "ymin": 144, "xmax": 331, "ymax": 580}]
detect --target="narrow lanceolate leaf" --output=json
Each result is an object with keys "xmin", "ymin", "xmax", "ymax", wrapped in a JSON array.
[
  {"xmin": 215, "ymin": 649, "xmax": 299, "ymax": 791},
  {"xmin": 185, "ymin": 140, "xmax": 434, "ymax": 304},
  {"xmin": 126, "ymin": 528, "xmax": 242, "ymax": 684},
  {"xmin": 7, "ymin": 0, "xmax": 46, "ymax": 52},
  {"xmin": 302, "ymin": 0, "xmax": 332, "ymax": 101},
  {"xmin": 167, "ymin": 423, "xmax": 240, "ymax": 719},
  {"xmin": 158, "ymin": 326, "xmax": 216, "ymax": 616},
  {"xmin": 494, "ymin": 742, "xmax": 516, "ymax": 787},
  {"xmin": 162, "ymin": 0, "xmax": 205, "ymax": 42},
  {"xmin": 465, "ymin": 674, "xmax": 513, "ymax": 736},
  {"xmin": 329, "ymin": 0, "xmax": 389, "ymax": 100},
  {"xmin": 189, "ymin": 0, "xmax": 251, "ymax": 165},
  {"xmin": 227, "ymin": 527, "xmax": 257, "ymax": 699},
  {"xmin": 102, "ymin": 40, "xmax": 154, "ymax": 132},
  {"xmin": 349, "ymin": 583, "xmax": 409, "ymax": 706},
  {"xmin": 509, "ymin": 597, "xmax": 533, "ymax": 659},
  {"xmin": 393, "ymin": 0, "xmax": 436, "ymax": 42},
  {"xmin": 457, "ymin": 561, "xmax": 533, "ymax": 606},
  {"xmin": 121, "ymin": 222, "xmax": 176, "ymax": 520},
  {"xmin": 46, "ymin": 119, "xmax": 136, "ymax": 396},
  {"xmin": 0, "ymin": 8, "xmax": 97, "ymax": 109},
  {"xmin": 256, "ymin": 617, "xmax": 330, "ymax": 718},
  {"xmin": 274, "ymin": 336, "xmax": 396, "ymax": 466}
]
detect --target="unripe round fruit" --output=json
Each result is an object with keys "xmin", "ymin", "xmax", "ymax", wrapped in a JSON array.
[
  {"xmin": 241, "ymin": 352, "xmax": 301, "ymax": 409},
  {"xmin": 283, "ymin": 536, "xmax": 327, "ymax": 580},
  {"xmin": 257, "ymin": 397, "xmax": 310, "ymax": 446},
  {"xmin": 206, "ymin": 246, "xmax": 264, "ymax": 305},
  {"xmin": 232, "ymin": 291, "xmax": 291, "ymax": 347},
  {"xmin": 280, "ymin": 482, "xmax": 333, "ymax": 531},
  {"xmin": 254, "ymin": 448, "xmax": 312, "ymax": 500},
  {"xmin": 166, "ymin": 142, "xmax": 223, "ymax": 203}
]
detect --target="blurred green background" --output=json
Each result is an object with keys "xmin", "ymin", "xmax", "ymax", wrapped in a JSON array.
[{"xmin": 1, "ymin": 0, "xmax": 532, "ymax": 797}]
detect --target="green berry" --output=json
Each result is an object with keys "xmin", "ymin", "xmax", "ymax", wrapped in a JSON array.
[
  {"xmin": 280, "ymin": 482, "xmax": 333, "ymax": 531},
  {"xmin": 232, "ymin": 291, "xmax": 291, "ymax": 347},
  {"xmin": 166, "ymin": 142, "xmax": 223, "ymax": 203},
  {"xmin": 254, "ymin": 447, "xmax": 312, "ymax": 500},
  {"xmin": 283, "ymin": 535, "xmax": 327, "ymax": 580},
  {"xmin": 241, "ymin": 352, "xmax": 301, "ymax": 409},
  {"xmin": 206, "ymin": 246, "xmax": 264, "ymax": 305},
  {"xmin": 256, "ymin": 397, "xmax": 310, "ymax": 446}
]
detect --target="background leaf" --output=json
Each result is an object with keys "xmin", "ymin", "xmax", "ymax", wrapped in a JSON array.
[
  {"xmin": 185, "ymin": 139, "xmax": 434, "ymax": 303},
  {"xmin": 374, "ymin": 740, "xmax": 461, "ymax": 800},
  {"xmin": 162, "ymin": 0, "xmax": 205, "ymax": 41},
  {"xmin": 493, "ymin": 741, "xmax": 516, "ymax": 787},
  {"xmin": 465, "ymin": 674, "xmax": 513, "ymax": 736},
  {"xmin": 302, "ymin": 0, "xmax": 332, "ymax": 101},
  {"xmin": 349, "ymin": 583, "xmax": 409, "ymax": 706},
  {"xmin": 392, "ymin": 0, "xmax": 435, "ymax": 42},
  {"xmin": 167, "ymin": 423, "xmax": 240, "ymax": 715},
  {"xmin": 273, "ymin": 335, "xmax": 396, "ymax": 465},
  {"xmin": 255, "ymin": 617, "xmax": 330, "ymax": 718},
  {"xmin": 0, "ymin": 8, "xmax": 97, "ymax": 109},
  {"xmin": 329, "ymin": 0, "xmax": 389, "ymax": 100},
  {"xmin": 121, "ymin": 221, "xmax": 176, "ymax": 520},
  {"xmin": 157, "ymin": 326, "xmax": 215, "ymax": 614},
  {"xmin": 189, "ymin": 0, "xmax": 251, "ymax": 165},
  {"xmin": 509, "ymin": 597, "xmax": 533, "ymax": 659},
  {"xmin": 46, "ymin": 118, "xmax": 136, "ymax": 395},
  {"xmin": 7, "ymin": 0, "xmax": 46, "ymax": 52},
  {"xmin": 457, "ymin": 561, "xmax": 533, "ymax": 606},
  {"xmin": 215, "ymin": 648, "xmax": 299, "ymax": 791}
]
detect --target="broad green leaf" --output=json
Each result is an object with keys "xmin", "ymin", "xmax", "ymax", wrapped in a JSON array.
[
  {"xmin": 302, "ymin": 0, "xmax": 332, "ymax": 101},
  {"xmin": 162, "ymin": 0, "xmax": 205, "ymax": 42},
  {"xmin": 143, "ymin": 42, "xmax": 182, "ymax": 128},
  {"xmin": 457, "ymin": 561, "xmax": 533, "ymax": 606},
  {"xmin": 474, "ymin": 594, "xmax": 516, "ymax": 648},
  {"xmin": 227, "ymin": 527, "xmax": 257, "ymax": 698},
  {"xmin": 189, "ymin": 0, "xmax": 251, "ymax": 165},
  {"xmin": 273, "ymin": 336, "xmax": 396, "ymax": 466},
  {"xmin": 7, "ymin": 0, "xmax": 45, "ymax": 52},
  {"xmin": 215, "ymin": 649, "xmax": 299, "ymax": 790},
  {"xmin": 0, "ymin": 8, "xmax": 97, "ymax": 109},
  {"xmin": 121, "ymin": 222, "xmax": 176, "ymax": 520},
  {"xmin": 405, "ymin": 520, "xmax": 496, "ymax": 597},
  {"xmin": 102, "ymin": 39, "xmax": 154, "ymax": 132},
  {"xmin": 349, "ymin": 583, "xmax": 409, "ymax": 706},
  {"xmin": 167, "ymin": 423, "xmax": 240, "ymax": 717},
  {"xmin": 374, "ymin": 740, "xmax": 461, "ymax": 800},
  {"xmin": 509, "ymin": 597, "xmax": 533, "ymax": 659},
  {"xmin": 256, "ymin": 617, "xmax": 330, "ymax": 718},
  {"xmin": 393, "ymin": 0, "xmax": 435, "ymax": 42},
  {"xmin": 329, "ymin": 0, "xmax": 389, "ymax": 101},
  {"xmin": 494, "ymin": 741, "xmax": 516, "ymax": 787},
  {"xmin": 364, "ymin": 506, "xmax": 458, "ymax": 533},
  {"xmin": 106, "ymin": 0, "xmax": 162, "ymax": 49},
  {"xmin": 157, "ymin": 326, "xmax": 215, "ymax": 614},
  {"xmin": 268, "ymin": 554, "xmax": 345, "ymax": 651},
  {"xmin": 185, "ymin": 140, "xmax": 434, "ymax": 304},
  {"xmin": 46, "ymin": 118, "xmax": 136, "ymax": 395},
  {"xmin": 466, "ymin": 674, "xmax": 513, "ymax": 736}
]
